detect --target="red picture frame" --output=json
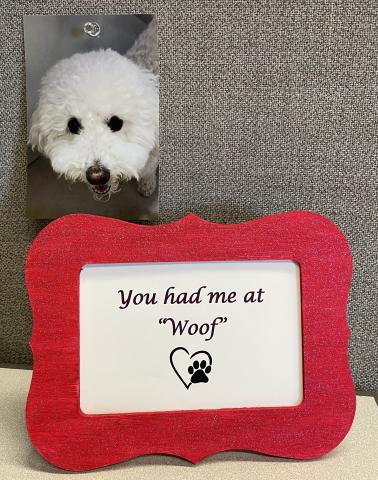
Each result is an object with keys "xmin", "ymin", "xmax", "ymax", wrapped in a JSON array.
[{"xmin": 25, "ymin": 211, "xmax": 355, "ymax": 471}]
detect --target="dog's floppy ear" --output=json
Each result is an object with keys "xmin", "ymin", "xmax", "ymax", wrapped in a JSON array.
[{"xmin": 28, "ymin": 103, "xmax": 48, "ymax": 153}]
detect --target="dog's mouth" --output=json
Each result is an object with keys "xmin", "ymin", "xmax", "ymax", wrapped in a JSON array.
[{"xmin": 92, "ymin": 185, "xmax": 111, "ymax": 195}]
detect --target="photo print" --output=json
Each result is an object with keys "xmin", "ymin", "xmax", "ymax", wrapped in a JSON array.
[{"xmin": 24, "ymin": 15, "xmax": 159, "ymax": 220}]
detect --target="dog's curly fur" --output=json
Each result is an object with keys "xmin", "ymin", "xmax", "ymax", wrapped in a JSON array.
[{"xmin": 29, "ymin": 18, "xmax": 159, "ymax": 200}]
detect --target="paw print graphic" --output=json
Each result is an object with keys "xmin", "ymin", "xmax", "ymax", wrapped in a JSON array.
[{"xmin": 188, "ymin": 359, "xmax": 212, "ymax": 384}]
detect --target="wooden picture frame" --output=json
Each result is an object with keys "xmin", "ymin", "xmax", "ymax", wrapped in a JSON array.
[{"xmin": 25, "ymin": 211, "xmax": 355, "ymax": 471}]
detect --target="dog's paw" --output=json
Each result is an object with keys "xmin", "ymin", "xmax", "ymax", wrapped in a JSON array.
[
  {"xmin": 137, "ymin": 175, "xmax": 157, "ymax": 197},
  {"xmin": 188, "ymin": 359, "xmax": 212, "ymax": 384}
]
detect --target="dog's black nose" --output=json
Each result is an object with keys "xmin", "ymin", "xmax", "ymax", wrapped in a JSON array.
[{"xmin": 86, "ymin": 165, "xmax": 110, "ymax": 186}]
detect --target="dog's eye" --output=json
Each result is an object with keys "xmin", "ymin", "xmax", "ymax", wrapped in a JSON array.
[
  {"xmin": 67, "ymin": 117, "xmax": 82, "ymax": 135},
  {"xmin": 107, "ymin": 116, "xmax": 123, "ymax": 132}
]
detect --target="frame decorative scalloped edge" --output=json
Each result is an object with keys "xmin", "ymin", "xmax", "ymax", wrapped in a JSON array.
[{"xmin": 25, "ymin": 211, "xmax": 355, "ymax": 471}]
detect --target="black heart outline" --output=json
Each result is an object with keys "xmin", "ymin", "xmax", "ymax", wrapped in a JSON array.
[{"xmin": 170, "ymin": 347, "xmax": 213, "ymax": 390}]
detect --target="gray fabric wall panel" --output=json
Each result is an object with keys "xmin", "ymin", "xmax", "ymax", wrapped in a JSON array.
[{"xmin": 0, "ymin": 1, "xmax": 377, "ymax": 392}]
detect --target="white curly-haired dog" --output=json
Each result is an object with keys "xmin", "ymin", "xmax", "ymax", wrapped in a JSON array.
[{"xmin": 29, "ymin": 18, "xmax": 158, "ymax": 200}]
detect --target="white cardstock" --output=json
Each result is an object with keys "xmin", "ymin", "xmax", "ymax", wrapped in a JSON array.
[{"xmin": 80, "ymin": 261, "xmax": 303, "ymax": 414}]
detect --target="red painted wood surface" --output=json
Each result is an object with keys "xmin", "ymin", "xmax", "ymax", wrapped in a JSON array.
[{"xmin": 25, "ymin": 211, "xmax": 355, "ymax": 471}]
